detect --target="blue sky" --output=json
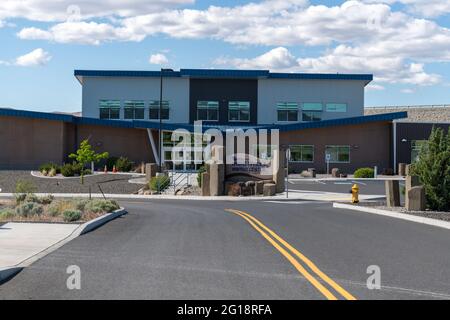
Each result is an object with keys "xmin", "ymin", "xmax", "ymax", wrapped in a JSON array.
[{"xmin": 0, "ymin": 0, "xmax": 449, "ymax": 113}]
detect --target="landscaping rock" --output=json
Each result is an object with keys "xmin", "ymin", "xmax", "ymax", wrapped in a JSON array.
[
  {"xmin": 307, "ymin": 168, "xmax": 316, "ymax": 178},
  {"xmin": 406, "ymin": 186, "xmax": 426, "ymax": 211},
  {"xmin": 331, "ymin": 168, "xmax": 340, "ymax": 178},
  {"xmin": 256, "ymin": 181, "xmax": 264, "ymax": 195},
  {"xmin": 201, "ymin": 172, "xmax": 210, "ymax": 196},
  {"xmin": 245, "ymin": 181, "xmax": 256, "ymax": 195},
  {"xmin": 145, "ymin": 163, "xmax": 158, "ymax": 181},
  {"xmin": 263, "ymin": 183, "xmax": 276, "ymax": 196},
  {"xmin": 385, "ymin": 180, "xmax": 400, "ymax": 207}
]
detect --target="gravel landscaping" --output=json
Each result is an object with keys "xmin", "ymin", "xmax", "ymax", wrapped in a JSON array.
[
  {"xmin": 357, "ymin": 201, "xmax": 450, "ymax": 222},
  {"xmin": 0, "ymin": 170, "xmax": 145, "ymax": 194}
]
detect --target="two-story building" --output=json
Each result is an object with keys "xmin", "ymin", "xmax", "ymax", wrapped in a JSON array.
[{"xmin": 0, "ymin": 69, "xmax": 407, "ymax": 173}]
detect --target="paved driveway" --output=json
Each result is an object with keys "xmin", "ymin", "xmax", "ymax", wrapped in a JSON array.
[{"xmin": 1, "ymin": 199, "xmax": 449, "ymax": 300}]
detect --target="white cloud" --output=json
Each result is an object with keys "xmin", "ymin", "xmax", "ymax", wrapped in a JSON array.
[
  {"xmin": 401, "ymin": 88, "xmax": 415, "ymax": 93},
  {"xmin": 0, "ymin": 0, "xmax": 194, "ymax": 22},
  {"xmin": 217, "ymin": 46, "xmax": 441, "ymax": 86},
  {"xmin": 363, "ymin": 1, "xmax": 450, "ymax": 18},
  {"xmin": 15, "ymin": 48, "xmax": 52, "ymax": 66},
  {"xmin": 149, "ymin": 53, "xmax": 169, "ymax": 65},
  {"xmin": 366, "ymin": 84, "xmax": 386, "ymax": 91}
]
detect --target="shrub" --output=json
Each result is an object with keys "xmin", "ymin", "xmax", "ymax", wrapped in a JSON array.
[
  {"xmin": 0, "ymin": 208, "xmax": 15, "ymax": 220},
  {"xmin": 61, "ymin": 162, "xmax": 83, "ymax": 177},
  {"xmin": 24, "ymin": 193, "xmax": 39, "ymax": 203},
  {"xmin": 84, "ymin": 199, "xmax": 120, "ymax": 214},
  {"xmin": 74, "ymin": 199, "xmax": 90, "ymax": 212},
  {"xmin": 39, "ymin": 163, "xmax": 60, "ymax": 174},
  {"xmin": 149, "ymin": 175, "xmax": 170, "ymax": 192},
  {"xmin": 411, "ymin": 127, "xmax": 450, "ymax": 211},
  {"xmin": 63, "ymin": 210, "xmax": 82, "ymax": 222},
  {"xmin": 47, "ymin": 200, "xmax": 76, "ymax": 217},
  {"xmin": 105, "ymin": 156, "xmax": 119, "ymax": 171},
  {"xmin": 116, "ymin": 157, "xmax": 134, "ymax": 172},
  {"xmin": 39, "ymin": 195, "xmax": 54, "ymax": 205},
  {"xmin": 354, "ymin": 167, "xmax": 375, "ymax": 178},
  {"xmin": 48, "ymin": 168, "xmax": 57, "ymax": 177},
  {"xmin": 15, "ymin": 202, "xmax": 44, "ymax": 217},
  {"xmin": 197, "ymin": 166, "xmax": 206, "ymax": 187}
]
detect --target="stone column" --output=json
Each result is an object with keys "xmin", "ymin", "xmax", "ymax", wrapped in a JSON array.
[
  {"xmin": 145, "ymin": 163, "xmax": 158, "ymax": 182},
  {"xmin": 385, "ymin": 180, "xmax": 400, "ymax": 207},
  {"xmin": 405, "ymin": 175, "xmax": 421, "ymax": 209},
  {"xmin": 398, "ymin": 163, "xmax": 406, "ymax": 176},
  {"xmin": 273, "ymin": 149, "xmax": 286, "ymax": 193},
  {"xmin": 406, "ymin": 186, "xmax": 426, "ymax": 211},
  {"xmin": 209, "ymin": 162, "xmax": 225, "ymax": 196},
  {"xmin": 201, "ymin": 172, "xmax": 210, "ymax": 196}
]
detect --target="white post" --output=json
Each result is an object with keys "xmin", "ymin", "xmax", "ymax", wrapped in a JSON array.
[{"xmin": 374, "ymin": 166, "xmax": 378, "ymax": 178}]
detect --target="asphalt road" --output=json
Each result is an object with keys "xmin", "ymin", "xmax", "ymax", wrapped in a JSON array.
[{"xmin": 1, "ymin": 199, "xmax": 449, "ymax": 300}]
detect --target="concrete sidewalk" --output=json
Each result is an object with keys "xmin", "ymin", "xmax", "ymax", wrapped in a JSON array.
[{"xmin": 0, "ymin": 223, "xmax": 79, "ymax": 269}]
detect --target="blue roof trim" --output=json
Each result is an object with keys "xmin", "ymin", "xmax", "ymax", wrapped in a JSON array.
[
  {"xmin": 269, "ymin": 73, "xmax": 373, "ymax": 81},
  {"xmin": 74, "ymin": 69, "xmax": 373, "ymax": 82},
  {"xmin": 0, "ymin": 108, "xmax": 407, "ymax": 133}
]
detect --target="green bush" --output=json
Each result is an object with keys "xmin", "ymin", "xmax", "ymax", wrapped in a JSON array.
[
  {"xmin": 197, "ymin": 166, "xmax": 206, "ymax": 187},
  {"xmin": 39, "ymin": 163, "xmax": 60, "ymax": 174},
  {"xmin": 105, "ymin": 156, "xmax": 119, "ymax": 171},
  {"xmin": 116, "ymin": 157, "xmax": 134, "ymax": 172},
  {"xmin": 63, "ymin": 210, "xmax": 82, "ymax": 222},
  {"xmin": 354, "ymin": 167, "xmax": 375, "ymax": 178},
  {"xmin": 0, "ymin": 208, "xmax": 15, "ymax": 220},
  {"xmin": 47, "ymin": 200, "xmax": 76, "ymax": 217},
  {"xmin": 15, "ymin": 202, "xmax": 44, "ymax": 217},
  {"xmin": 74, "ymin": 199, "xmax": 90, "ymax": 212},
  {"xmin": 411, "ymin": 127, "xmax": 450, "ymax": 211},
  {"xmin": 149, "ymin": 175, "xmax": 170, "ymax": 192},
  {"xmin": 61, "ymin": 162, "xmax": 83, "ymax": 177},
  {"xmin": 84, "ymin": 199, "xmax": 120, "ymax": 214}
]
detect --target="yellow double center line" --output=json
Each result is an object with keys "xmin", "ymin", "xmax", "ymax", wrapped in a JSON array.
[{"xmin": 225, "ymin": 209, "xmax": 356, "ymax": 300}]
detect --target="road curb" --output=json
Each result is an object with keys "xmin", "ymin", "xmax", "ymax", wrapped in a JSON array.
[
  {"xmin": 0, "ymin": 208, "xmax": 127, "ymax": 283},
  {"xmin": 333, "ymin": 203, "xmax": 450, "ymax": 230}
]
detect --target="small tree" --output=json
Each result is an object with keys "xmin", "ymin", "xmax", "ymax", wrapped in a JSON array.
[
  {"xmin": 411, "ymin": 127, "xmax": 450, "ymax": 211},
  {"xmin": 69, "ymin": 139, "xmax": 109, "ymax": 184}
]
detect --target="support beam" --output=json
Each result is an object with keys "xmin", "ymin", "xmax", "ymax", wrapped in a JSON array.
[{"xmin": 147, "ymin": 129, "xmax": 160, "ymax": 165}]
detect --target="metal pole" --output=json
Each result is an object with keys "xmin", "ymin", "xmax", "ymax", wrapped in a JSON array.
[{"xmin": 158, "ymin": 69, "xmax": 163, "ymax": 194}]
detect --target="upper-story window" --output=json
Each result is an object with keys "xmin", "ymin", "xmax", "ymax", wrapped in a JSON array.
[
  {"xmin": 277, "ymin": 102, "xmax": 298, "ymax": 122},
  {"xmin": 197, "ymin": 101, "xmax": 219, "ymax": 121},
  {"xmin": 229, "ymin": 101, "xmax": 250, "ymax": 122},
  {"xmin": 302, "ymin": 103, "xmax": 323, "ymax": 122},
  {"xmin": 124, "ymin": 100, "xmax": 145, "ymax": 119},
  {"xmin": 149, "ymin": 100, "xmax": 170, "ymax": 120},
  {"xmin": 99, "ymin": 100, "xmax": 120, "ymax": 119},
  {"xmin": 326, "ymin": 103, "xmax": 347, "ymax": 112}
]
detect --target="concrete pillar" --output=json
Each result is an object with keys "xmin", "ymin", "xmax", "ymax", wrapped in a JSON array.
[
  {"xmin": 209, "ymin": 162, "xmax": 225, "ymax": 196},
  {"xmin": 385, "ymin": 180, "xmax": 400, "ymax": 207},
  {"xmin": 405, "ymin": 175, "xmax": 421, "ymax": 209},
  {"xmin": 263, "ymin": 183, "xmax": 276, "ymax": 196},
  {"xmin": 273, "ymin": 149, "xmax": 286, "ymax": 193},
  {"xmin": 398, "ymin": 163, "xmax": 406, "ymax": 176},
  {"xmin": 201, "ymin": 172, "xmax": 210, "ymax": 196},
  {"xmin": 406, "ymin": 186, "xmax": 426, "ymax": 211},
  {"xmin": 145, "ymin": 163, "xmax": 158, "ymax": 182}
]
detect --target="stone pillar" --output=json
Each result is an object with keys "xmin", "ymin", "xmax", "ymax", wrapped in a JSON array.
[
  {"xmin": 331, "ymin": 168, "xmax": 340, "ymax": 178},
  {"xmin": 405, "ymin": 175, "xmax": 421, "ymax": 209},
  {"xmin": 256, "ymin": 181, "xmax": 264, "ymax": 195},
  {"xmin": 211, "ymin": 145, "xmax": 224, "ymax": 164},
  {"xmin": 385, "ymin": 180, "xmax": 400, "ymax": 207},
  {"xmin": 405, "ymin": 164, "xmax": 412, "ymax": 176},
  {"xmin": 201, "ymin": 172, "xmax": 210, "ymax": 196},
  {"xmin": 145, "ymin": 163, "xmax": 158, "ymax": 182},
  {"xmin": 406, "ymin": 186, "xmax": 426, "ymax": 211},
  {"xmin": 398, "ymin": 163, "xmax": 406, "ymax": 176},
  {"xmin": 209, "ymin": 162, "xmax": 225, "ymax": 196},
  {"xmin": 273, "ymin": 149, "xmax": 286, "ymax": 193}
]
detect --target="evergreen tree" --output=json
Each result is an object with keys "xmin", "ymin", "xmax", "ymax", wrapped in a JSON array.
[{"xmin": 412, "ymin": 127, "xmax": 450, "ymax": 211}]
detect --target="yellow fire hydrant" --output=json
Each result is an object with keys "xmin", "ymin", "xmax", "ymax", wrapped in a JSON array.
[{"xmin": 351, "ymin": 184, "xmax": 359, "ymax": 203}]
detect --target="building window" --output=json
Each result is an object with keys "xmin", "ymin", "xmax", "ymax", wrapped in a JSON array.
[
  {"xmin": 197, "ymin": 101, "xmax": 219, "ymax": 121},
  {"xmin": 99, "ymin": 100, "xmax": 120, "ymax": 119},
  {"xmin": 411, "ymin": 140, "xmax": 427, "ymax": 163},
  {"xmin": 149, "ymin": 100, "xmax": 169, "ymax": 120},
  {"xmin": 302, "ymin": 103, "xmax": 323, "ymax": 121},
  {"xmin": 325, "ymin": 145, "xmax": 350, "ymax": 163},
  {"xmin": 289, "ymin": 145, "xmax": 314, "ymax": 162},
  {"xmin": 326, "ymin": 103, "xmax": 347, "ymax": 112},
  {"xmin": 277, "ymin": 102, "xmax": 298, "ymax": 122},
  {"xmin": 124, "ymin": 100, "xmax": 145, "ymax": 119},
  {"xmin": 229, "ymin": 101, "xmax": 250, "ymax": 122}
]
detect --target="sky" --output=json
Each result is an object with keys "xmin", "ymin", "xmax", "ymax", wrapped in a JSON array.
[{"xmin": 0, "ymin": 0, "xmax": 450, "ymax": 113}]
